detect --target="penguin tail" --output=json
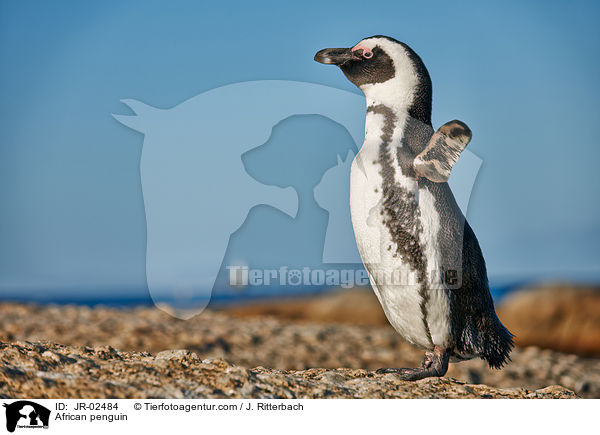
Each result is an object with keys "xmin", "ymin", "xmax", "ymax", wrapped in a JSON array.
[{"xmin": 481, "ymin": 314, "xmax": 514, "ymax": 369}]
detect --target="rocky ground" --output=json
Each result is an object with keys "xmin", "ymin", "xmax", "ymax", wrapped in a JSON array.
[
  {"xmin": 0, "ymin": 341, "xmax": 575, "ymax": 399},
  {"xmin": 0, "ymin": 296, "xmax": 598, "ymax": 398}
]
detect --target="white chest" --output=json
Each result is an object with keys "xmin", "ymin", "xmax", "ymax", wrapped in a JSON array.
[{"xmin": 349, "ymin": 124, "xmax": 451, "ymax": 349}]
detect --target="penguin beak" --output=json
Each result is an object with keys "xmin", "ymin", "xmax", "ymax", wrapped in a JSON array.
[{"xmin": 314, "ymin": 47, "xmax": 357, "ymax": 66}]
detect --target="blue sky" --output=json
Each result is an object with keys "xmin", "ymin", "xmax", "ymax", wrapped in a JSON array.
[{"xmin": 1, "ymin": 0, "xmax": 599, "ymax": 301}]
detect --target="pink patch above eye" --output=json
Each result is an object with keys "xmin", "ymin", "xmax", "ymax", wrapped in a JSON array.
[{"xmin": 352, "ymin": 44, "xmax": 372, "ymax": 59}]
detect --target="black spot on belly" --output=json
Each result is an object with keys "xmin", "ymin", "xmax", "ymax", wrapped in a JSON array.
[{"xmin": 367, "ymin": 104, "xmax": 433, "ymax": 346}]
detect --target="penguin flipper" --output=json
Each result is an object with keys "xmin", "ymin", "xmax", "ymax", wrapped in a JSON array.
[{"xmin": 413, "ymin": 120, "xmax": 472, "ymax": 182}]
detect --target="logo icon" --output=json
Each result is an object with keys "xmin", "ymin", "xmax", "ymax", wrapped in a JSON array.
[{"xmin": 3, "ymin": 401, "xmax": 50, "ymax": 433}]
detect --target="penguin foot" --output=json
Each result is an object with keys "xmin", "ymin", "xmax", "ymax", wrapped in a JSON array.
[{"xmin": 376, "ymin": 346, "xmax": 450, "ymax": 381}]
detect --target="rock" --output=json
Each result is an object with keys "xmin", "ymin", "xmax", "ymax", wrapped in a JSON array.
[
  {"xmin": 41, "ymin": 350, "xmax": 60, "ymax": 362},
  {"xmin": 0, "ymin": 342, "xmax": 576, "ymax": 399},
  {"xmin": 221, "ymin": 288, "xmax": 387, "ymax": 326},
  {"xmin": 155, "ymin": 350, "xmax": 196, "ymax": 361},
  {"xmin": 497, "ymin": 283, "xmax": 600, "ymax": 357}
]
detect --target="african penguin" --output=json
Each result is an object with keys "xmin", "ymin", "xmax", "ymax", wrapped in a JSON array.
[{"xmin": 315, "ymin": 36, "xmax": 513, "ymax": 380}]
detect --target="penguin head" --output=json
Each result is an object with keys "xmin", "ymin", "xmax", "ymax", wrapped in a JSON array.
[{"xmin": 315, "ymin": 36, "xmax": 432, "ymax": 124}]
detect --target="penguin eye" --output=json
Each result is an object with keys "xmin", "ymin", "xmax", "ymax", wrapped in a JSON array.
[{"xmin": 363, "ymin": 51, "xmax": 373, "ymax": 59}]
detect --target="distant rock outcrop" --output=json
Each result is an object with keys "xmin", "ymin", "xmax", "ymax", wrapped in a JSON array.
[
  {"xmin": 223, "ymin": 288, "xmax": 387, "ymax": 325},
  {"xmin": 497, "ymin": 283, "xmax": 600, "ymax": 357}
]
